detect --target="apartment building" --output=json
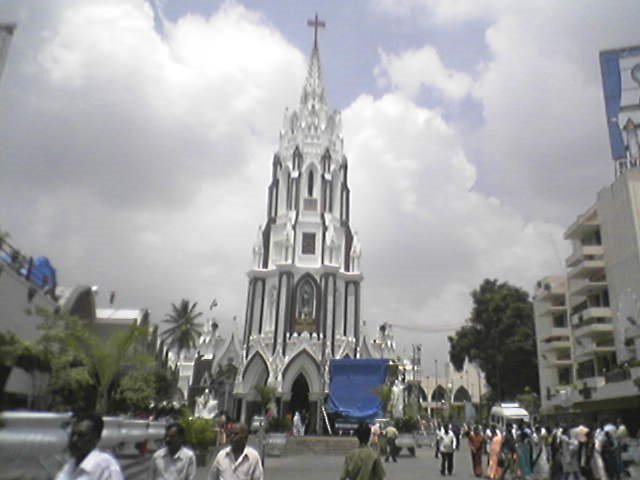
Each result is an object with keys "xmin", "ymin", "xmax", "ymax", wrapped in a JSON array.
[
  {"xmin": 533, "ymin": 275, "xmax": 572, "ymax": 411},
  {"xmin": 535, "ymin": 169, "xmax": 640, "ymax": 418}
]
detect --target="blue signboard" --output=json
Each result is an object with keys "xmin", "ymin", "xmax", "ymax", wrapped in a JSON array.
[{"xmin": 599, "ymin": 45, "xmax": 640, "ymax": 160}]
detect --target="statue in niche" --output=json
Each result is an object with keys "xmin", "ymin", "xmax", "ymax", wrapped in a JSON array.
[
  {"xmin": 267, "ymin": 286, "xmax": 277, "ymax": 330},
  {"xmin": 350, "ymin": 232, "xmax": 362, "ymax": 272},
  {"xmin": 195, "ymin": 388, "xmax": 218, "ymax": 419},
  {"xmin": 299, "ymin": 282, "xmax": 314, "ymax": 318},
  {"xmin": 284, "ymin": 218, "xmax": 294, "ymax": 262},
  {"xmin": 390, "ymin": 379, "xmax": 405, "ymax": 419},
  {"xmin": 252, "ymin": 225, "xmax": 264, "ymax": 268},
  {"xmin": 325, "ymin": 223, "xmax": 337, "ymax": 264}
]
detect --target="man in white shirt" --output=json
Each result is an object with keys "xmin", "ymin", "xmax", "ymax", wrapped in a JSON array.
[
  {"xmin": 55, "ymin": 413, "xmax": 123, "ymax": 480},
  {"xmin": 438, "ymin": 424, "xmax": 457, "ymax": 476},
  {"xmin": 209, "ymin": 422, "xmax": 263, "ymax": 480},
  {"xmin": 148, "ymin": 422, "xmax": 196, "ymax": 480}
]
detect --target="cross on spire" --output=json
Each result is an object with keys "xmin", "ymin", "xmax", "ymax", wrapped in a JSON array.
[{"xmin": 307, "ymin": 13, "xmax": 325, "ymax": 49}]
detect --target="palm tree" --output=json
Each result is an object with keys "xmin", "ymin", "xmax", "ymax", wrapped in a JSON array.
[
  {"xmin": 36, "ymin": 309, "xmax": 152, "ymax": 413},
  {"xmin": 161, "ymin": 299, "xmax": 203, "ymax": 360}
]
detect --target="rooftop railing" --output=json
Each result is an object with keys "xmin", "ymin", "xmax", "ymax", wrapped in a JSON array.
[{"xmin": 0, "ymin": 237, "xmax": 57, "ymax": 300}]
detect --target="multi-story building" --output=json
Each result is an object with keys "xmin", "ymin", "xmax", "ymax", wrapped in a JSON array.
[
  {"xmin": 535, "ymin": 169, "xmax": 640, "ymax": 420},
  {"xmin": 533, "ymin": 275, "xmax": 572, "ymax": 411}
]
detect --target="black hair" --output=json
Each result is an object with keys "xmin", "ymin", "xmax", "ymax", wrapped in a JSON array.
[
  {"xmin": 166, "ymin": 422, "xmax": 186, "ymax": 437},
  {"xmin": 355, "ymin": 422, "xmax": 371, "ymax": 445},
  {"xmin": 74, "ymin": 412, "xmax": 104, "ymax": 438}
]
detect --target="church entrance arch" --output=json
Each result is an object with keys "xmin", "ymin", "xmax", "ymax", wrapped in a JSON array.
[
  {"xmin": 282, "ymin": 349, "xmax": 322, "ymax": 433},
  {"xmin": 241, "ymin": 352, "xmax": 269, "ymax": 422},
  {"xmin": 289, "ymin": 374, "xmax": 310, "ymax": 417}
]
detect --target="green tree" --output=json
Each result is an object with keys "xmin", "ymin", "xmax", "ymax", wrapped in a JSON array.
[
  {"xmin": 0, "ymin": 331, "xmax": 23, "ymax": 391},
  {"xmin": 37, "ymin": 310, "xmax": 152, "ymax": 413},
  {"xmin": 448, "ymin": 279, "xmax": 539, "ymax": 400},
  {"xmin": 161, "ymin": 299, "xmax": 203, "ymax": 359}
]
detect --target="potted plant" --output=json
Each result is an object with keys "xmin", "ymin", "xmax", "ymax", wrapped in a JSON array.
[
  {"xmin": 183, "ymin": 416, "xmax": 217, "ymax": 466},
  {"xmin": 264, "ymin": 415, "xmax": 292, "ymax": 457},
  {"xmin": 394, "ymin": 416, "xmax": 419, "ymax": 457}
]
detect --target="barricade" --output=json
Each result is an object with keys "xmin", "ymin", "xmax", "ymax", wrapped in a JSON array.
[{"xmin": 0, "ymin": 411, "xmax": 166, "ymax": 479}]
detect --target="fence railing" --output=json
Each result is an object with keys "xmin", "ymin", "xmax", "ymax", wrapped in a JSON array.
[{"xmin": 0, "ymin": 411, "xmax": 166, "ymax": 479}]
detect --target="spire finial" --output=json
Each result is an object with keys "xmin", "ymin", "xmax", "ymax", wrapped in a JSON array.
[{"xmin": 307, "ymin": 13, "xmax": 325, "ymax": 50}]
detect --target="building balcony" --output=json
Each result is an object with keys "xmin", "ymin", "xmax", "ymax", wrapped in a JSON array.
[
  {"xmin": 567, "ymin": 259, "xmax": 606, "ymax": 279},
  {"xmin": 569, "ymin": 277, "xmax": 608, "ymax": 297},
  {"xmin": 565, "ymin": 206, "xmax": 599, "ymax": 240},
  {"xmin": 540, "ymin": 335, "xmax": 571, "ymax": 352},
  {"xmin": 545, "ymin": 356, "xmax": 573, "ymax": 367},
  {"xmin": 574, "ymin": 343, "xmax": 615, "ymax": 360},
  {"xmin": 536, "ymin": 302, "xmax": 567, "ymax": 317},
  {"xmin": 565, "ymin": 245, "xmax": 604, "ymax": 268},
  {"xmin": 573, "ymin": 321, "xmax": 614, "ymax": 339},
  {"xmin": 571, "ymin": 306, "xmax": 613, "ymax": 325},
  {"xmin": 534, "ymin": 282, "xmax": 566, "ymax": 302}
]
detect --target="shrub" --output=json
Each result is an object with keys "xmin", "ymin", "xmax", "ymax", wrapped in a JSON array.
[
  {"xmin": 266, "ymin": 415, "xmax": 292, "ymax": 433},
  {"xmin": 183, "ymin": 417, "xmax": 216, "ymax": 451},
  {"xmin": 394, "ymin": 416, "xmax": 419, "ymax": 433}
]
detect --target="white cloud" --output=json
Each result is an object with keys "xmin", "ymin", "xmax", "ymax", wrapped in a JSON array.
[
  {"xmin": 375, "ymin": 45, "xmax": 473, "ymax": 101},
  {"xmin": 372, "ymin": 0, "xmax": 640, "ymax": 227},
  {"xmin": 0, "ymin": 0, "xmax": 582, "ymax": 366},
  {"xmin": 0, "ymin": 0, "xmax": 305, "ymax": 331},
  {"xmin": 344, "ymin": 94, "xmax": 568, "ymax": 359}
]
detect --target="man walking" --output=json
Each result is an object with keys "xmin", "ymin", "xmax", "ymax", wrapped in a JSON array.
[
  {"xmin": 55, "ymin": 413, "xmax": 123, "ymax": 480},
  {"xmin": 438, "ymin": 424, "xmax": 457, "ymax": 476},
  {"xmin": 209, "ymin": 422, "xmax": 263, "ymax": 480},
  {"xmin": 340, "ymin": 422, "xmax": 386, "ymax": 480},
  {"xmin": 383, "ymin": 423, "xmax": 399, "ymax": 463},
  {"xmin": 148, "ymin": 422, "xmax": 196, "ymax": 479}
]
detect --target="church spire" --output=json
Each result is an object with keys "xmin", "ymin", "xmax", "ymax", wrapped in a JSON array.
[{"xmin": 300, "ymin": 14, "xmax": 327, "ymax": 110}]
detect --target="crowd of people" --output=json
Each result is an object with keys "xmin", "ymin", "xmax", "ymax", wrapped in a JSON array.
[
  {"xmin": 449, "ymin": 418, "xmax": 633, "ymax": 480},
  {"xmin": 53, "ymin": 412, "xmax": 264, "ymax": 480}
]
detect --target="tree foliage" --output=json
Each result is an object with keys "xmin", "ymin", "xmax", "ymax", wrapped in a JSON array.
[
  {"xmin": 448, "ymin": 279, "xmax": 539, "ymax": 400},
  {"xmin": 161, "ymin": 299, "xmax": 203, "ymax": 359},
  {"xmin": 36, "ymin": 309, "xmax": 153, "ymax": 413}
]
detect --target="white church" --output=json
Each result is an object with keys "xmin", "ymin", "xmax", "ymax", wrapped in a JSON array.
[{"xmin": 231, "ymin": 17, "xmax": 371, "ymax": 433}]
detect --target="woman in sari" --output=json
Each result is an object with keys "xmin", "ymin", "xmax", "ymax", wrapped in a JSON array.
[
  {"xmin": 487, "ymin": 425, "xmax": 504, "ymax": 480},
  {"xmin": 468, "ymin": 425, "xmax": 486, "ymax": 477}
]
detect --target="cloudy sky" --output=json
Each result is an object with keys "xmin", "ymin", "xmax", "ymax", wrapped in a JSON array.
[{"xmin": 1, "ymin": 0, "xmax": 638, "ymax": 371}]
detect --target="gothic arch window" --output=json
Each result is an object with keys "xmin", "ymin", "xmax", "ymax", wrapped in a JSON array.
[
  {"xmin": 453, "ymin": 386, "xmax": 472, "ymax": 403},
  {"xmin": 431, "ymin": 385, "xmax": 447, "ymax": 403},
  {"xmin": 307, "ymin": 169, "xmax": 314, "ymax": 197}
]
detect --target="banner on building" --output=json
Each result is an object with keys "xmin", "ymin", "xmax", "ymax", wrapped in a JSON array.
[
  {"xmin": 326, "ymin": 358, "xmax": 389, "ymax": 421},
  {"xmin": 599, "ymin": 45, "xmax": 640, "ymax": 160}
]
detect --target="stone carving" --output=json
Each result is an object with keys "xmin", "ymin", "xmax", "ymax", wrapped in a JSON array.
[
  {"xmin": 252, "ymin": 225, "xmax": 264, "ymax": 268},
  {"xmin": 195, "ymin": 388, "xmax": 218, "ymax": 419},
  {"xmin": 390, "ymin": 380, "xmax": 405, "ymax": 419},
  {"xmin": 325, "ymin": 223, "xmax": 338, "ymax": 264},
  {"xmin": 350, "ymin": 232, "xmax": 361, "ymax": 272},
  {"xmin": 284, "ymin": 218, "xmax": 294, "ymax": 263}
]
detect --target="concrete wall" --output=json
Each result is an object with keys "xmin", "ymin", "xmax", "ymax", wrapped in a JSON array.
[
  {"xmin": 0, "ymin": 264, "xmax": 58, "ymax": 342},
  {"xmin": 597, "ymin": 169, "xmax": 640, "ymax": 360}
]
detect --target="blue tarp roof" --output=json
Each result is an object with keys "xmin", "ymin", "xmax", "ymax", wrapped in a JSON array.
[{"xmin": 326, "ymin": 358, "xmax": 389, "ymax": 421}]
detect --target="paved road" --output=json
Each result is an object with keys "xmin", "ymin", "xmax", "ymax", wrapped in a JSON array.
[{"xmin": 197, "ymin": 442, "xmax": 480, "ymax": 480}]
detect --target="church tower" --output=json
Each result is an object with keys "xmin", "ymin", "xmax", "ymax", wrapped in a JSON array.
[{"xmin": 234, "ymin": 16, "xmax": 364, "ymax": 431}]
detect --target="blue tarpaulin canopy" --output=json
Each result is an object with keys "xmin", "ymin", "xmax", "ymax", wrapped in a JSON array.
[{"xmin": 326, "ymin": 358, "xmax": 389, "ymax": 421}]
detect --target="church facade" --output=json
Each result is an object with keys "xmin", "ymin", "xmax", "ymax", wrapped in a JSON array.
[{"xmin": 233, "ymin": 20, "xmax": 365, "ymax": 432}]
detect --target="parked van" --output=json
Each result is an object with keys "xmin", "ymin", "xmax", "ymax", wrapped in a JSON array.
[{"xmin": 489, "ymin": 403, "xmax": 530, "ymax": 432}]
